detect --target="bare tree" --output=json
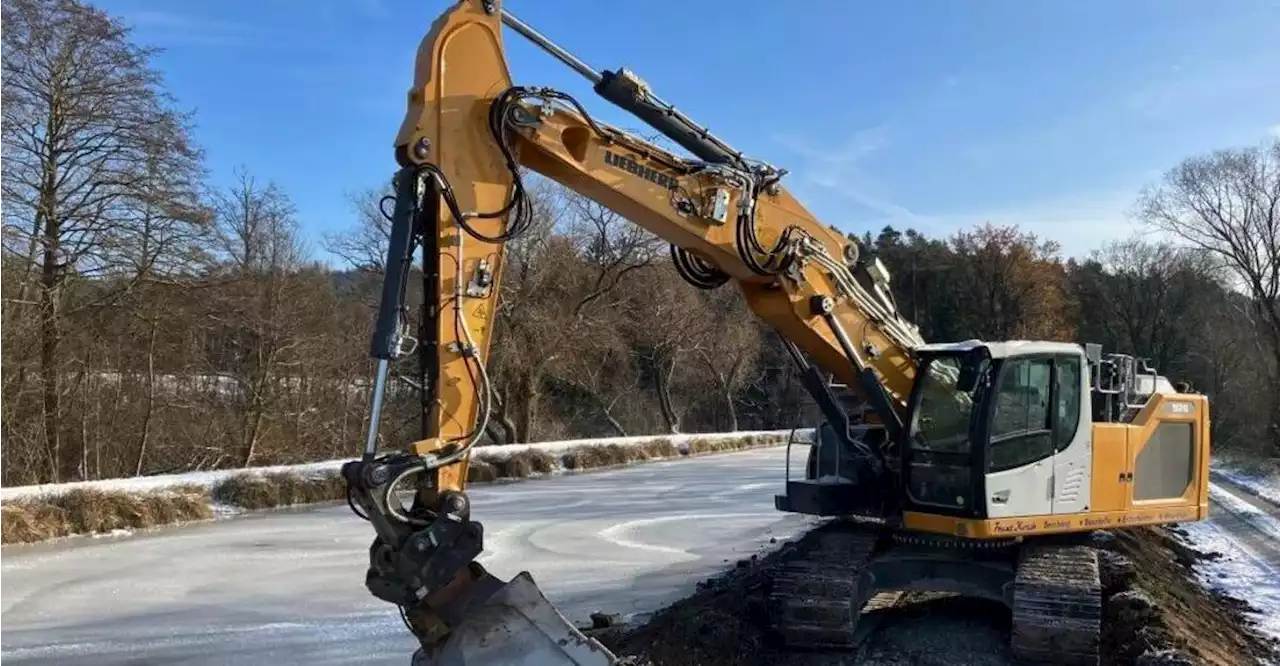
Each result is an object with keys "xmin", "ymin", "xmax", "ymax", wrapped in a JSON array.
[
  {"xmin": 210, "ymin": 170, "xmax": 307, "ymax": 466},
  {"xmin": 1080, "ymin": 237, "xmax": 1217, "ymax": 373},
  {"xmin": 693, "ymin": 287, "xmax": 762, "ymax": 432},
  {"xmin": 564, "ymin": 196, "xmax": 661, "ymax": 318},
  {"xmin": 561, "ymin": 325, "xmax": 637, "ymax": 437},
  {"xmin": 487, "ymin": 186, "xmax": 659, "ymax": 441},
  {"xmin": 324, "ymin": 186, "xmax": 394, "ymax": 273},
  {"xmin": 1, "ymin": 0, "xmax": 206, "ymax": 480},
  {"xmin": 1138, "ymin": 139, "xmax": 1280, "ymax": 449},
  {"xmin": 625, "ymin": 266, "xmax": 706, "ymax": 433}
]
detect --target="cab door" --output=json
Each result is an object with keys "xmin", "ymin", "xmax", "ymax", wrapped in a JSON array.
[
  {"xmin": 1051, "ymin": 353, "xmax": 1092, "ymax": 515},
  {"xmin": 983, "ymin": 356, "xmax": 1056, "ymax": 518}
]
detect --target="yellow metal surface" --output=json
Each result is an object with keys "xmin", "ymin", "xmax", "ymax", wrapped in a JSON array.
[
  {"xmin": 517, "ymin": 112, "xmax": 917, "ymax": 403},
  {"xmin": 1089, "ymin": 424, "xmax": 1129, "ymax": 513},
  {"xmin": 411, "ymin": 437, "xmax": 471, "ymax": 497},
  {"xmin": 903, "ymin": 503, "xmax": 1201, "ymax": 539},
  {"xmin": 396, "ymin": 1, "xmax": 513, "ymax": 497}
]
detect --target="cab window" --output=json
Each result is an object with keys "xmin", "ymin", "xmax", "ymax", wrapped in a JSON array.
[
  {"xmin": 988, "ymin": 358, "xmax": 1053, "ymax": 472},
  {"xmin": 1054, "ymin": 355, "xmax": 1082, "ymax": 451}
]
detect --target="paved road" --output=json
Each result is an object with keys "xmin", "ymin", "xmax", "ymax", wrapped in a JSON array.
[{"xmin": 1, "ymin": 447, "xmax": 817, "ymax": 665}]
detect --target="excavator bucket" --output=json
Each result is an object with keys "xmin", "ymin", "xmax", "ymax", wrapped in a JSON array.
[{"xmin": 412, "ymin": 572, "xmax": 618, "ymax": 666}]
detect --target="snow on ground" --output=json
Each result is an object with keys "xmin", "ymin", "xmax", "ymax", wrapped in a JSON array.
[
  {"xmin": 1177, "ymin": 484, "xmax": 1280, "ymax": 647},
  {"xmin": 0, "ymin": 429, "xmax": 814, "ymax": 503},
  {"xmin": 1208, "ymin": 482, "xmax": 1280, "ymax": 542},
  {"xmin": 1208, "ymin": 455, "xmax": 1280, "ymax": 507},
  {"xmin": 1178, "ymin": 518, "xmax": 1280, "ymax": 644},
  {"xmin": 1213, "ymin": 468, "xmax": 1280, "ymax": 504}
]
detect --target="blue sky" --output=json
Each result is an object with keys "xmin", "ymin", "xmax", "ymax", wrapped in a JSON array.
[{"xmin": 94, "ymin": 0, "xmax": 1280, "ymax": 262}]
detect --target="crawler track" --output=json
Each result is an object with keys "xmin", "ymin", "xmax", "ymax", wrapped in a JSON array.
[
  {"xmin": 1010, "ymin": 544, "xmax": 1102, "ymax": 666},
  {"xmin": 768, "ymin": 522, "xmax": 881, "ymax": 649}
]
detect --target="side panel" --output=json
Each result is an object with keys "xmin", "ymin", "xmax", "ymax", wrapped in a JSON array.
[
  {"xmin": 1089, "ymin": 424, "xmax": 1129, "ymax": 513},
  {"xmin": 1127, "ymin": 393, "xmax": 1208, "ymax": 510},
  {"xmin": 1133, "ymin": 422, "xmax": 1195, "ymax": 501},
  {"xmin": 985, "ymin": 461, "xmax": 1053, "ymax": 518},
  {"xmin": 1052, "ymin": 442, "xmax": 1091, "ymax": 514}
]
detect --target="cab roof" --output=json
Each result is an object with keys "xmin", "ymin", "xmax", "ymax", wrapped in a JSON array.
[{"xmin": 914, "ymin": 339, "xmax": 1084, "ymax": 359}]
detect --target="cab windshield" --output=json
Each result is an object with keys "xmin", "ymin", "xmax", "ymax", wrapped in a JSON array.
[
  {"xmin": 910, "ymin": 356, "xmax": 986, "ymax": 454},
  {"xmin": 906, "ymin": 354, "xmax": 989, "ymax": 509}
]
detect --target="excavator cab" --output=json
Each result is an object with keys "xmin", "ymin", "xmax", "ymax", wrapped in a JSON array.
[
  {"xmin": 781, "ymin": 339, "xmax": 1208, "ymax": 538},
  {"xmin": 902, "ymin": 341, "xmax": 1089, "ymax": 524}
]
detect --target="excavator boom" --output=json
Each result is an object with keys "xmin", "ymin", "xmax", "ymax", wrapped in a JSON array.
[{"xmin": 344, "ymin": 1, "xmax": 924, "ymax": 662}]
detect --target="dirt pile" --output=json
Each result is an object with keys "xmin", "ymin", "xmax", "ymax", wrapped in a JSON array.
[
  {"xmin": 597, "ymin": 524, "xmax": 1278, "ymax": 666},
  {"xmin": 597, "ymin": 539, "xmax": 797, "ymax": 666},
  {"xmin": 1100, "ymin": 527, "xmax": 1277, "ymax": 666}
]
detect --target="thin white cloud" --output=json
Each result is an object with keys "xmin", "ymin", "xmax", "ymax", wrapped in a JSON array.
[
  {"xmin": 123, "ymin": 10, "xmax": 254, "ymax": 47},
  {"xmin": 1124, "ymin": 51, "xmax": 1280, "ymax": 122},
  {"xmin": 1269, "ymin": 124, "xmax": 1280, "ymax": 139},
  {"xmin": 354, "ymin": 0, "xmax": 391, "ymax": 18},
  {"xmin": 772, "ymin": 128, "xmax": 921, "ymax": 222}
]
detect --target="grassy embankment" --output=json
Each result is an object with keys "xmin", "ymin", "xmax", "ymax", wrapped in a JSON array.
[{"xmin": 1, "ymin": 432, "xmax": 795, "ymax": 545}]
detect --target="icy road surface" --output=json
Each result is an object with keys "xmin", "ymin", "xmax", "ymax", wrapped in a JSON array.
[{"xmin": 1, "ymin": 447, "xmax": 815, "ymax": 665}]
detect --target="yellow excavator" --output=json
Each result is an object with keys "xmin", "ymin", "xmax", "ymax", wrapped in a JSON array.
[{"xmin": 340, "ymin": 2, "xmax": 1212, "ymax": 664}]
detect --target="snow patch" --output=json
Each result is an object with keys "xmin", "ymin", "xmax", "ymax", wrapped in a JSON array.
[
  {"xmin": 1178, "ymin": 518, "xmax": 1280, "ymax": 644},
  {"xmin": 90, "ymin": 529, "xmax": 133, "ymax": 539},
  {"xmin": 1209, "ymin": 482, "xmax": 1280, "ymax": 542},
  {"xmin": 1, "ymin": 429, "xmax": 815, "ymax": 503},
  {"xmin": 1212, "ymin": 455, "xmax": 1280, "ymax": 506}
]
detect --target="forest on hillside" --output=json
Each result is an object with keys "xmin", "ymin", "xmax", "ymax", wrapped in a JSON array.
[{"xmin": 3, "ymin": 0, "xmax": 1279, "ymax": 486}]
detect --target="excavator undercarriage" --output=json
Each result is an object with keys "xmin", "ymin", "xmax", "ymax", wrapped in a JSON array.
[
  {"xmin": 767, "ymin": 520, "xmax": 1103, "ymax": 665},
  {"xmin": 769, "ymin": 422, "xmax": 1104, "ymax": 665},
  {"xmin": 342, "ymin": 2, "xmax": 1211, "ymax": 665}
]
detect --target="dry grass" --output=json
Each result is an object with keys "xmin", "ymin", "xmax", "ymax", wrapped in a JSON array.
[
  {"xmin": 489, "ymin": 449, "xmax": 558, "ymax": 478},
  {"xmin": 560, "ymin": 444, "xmax": 635, "ymax": 470},
  {"xmin": 685, "ymin": 433, "xmax": 783, "ymax": 455},
  {"xmin": 467, "ymin": 459, "xmax": 498, "ymax": 483},
  {"xmin": 211, "ymin": 471, "xmax": 346, "ymax": 510},
  {"xmin": 1, "ymin": 487, "xmax": 212, "ymax": 545},
  {"xmin": 640, "ymin": 441, "xmax": 681, "ymax": 459},
  {"xmin": 2, "ymin": 432, "xmax": 793, "ymax": 546}
]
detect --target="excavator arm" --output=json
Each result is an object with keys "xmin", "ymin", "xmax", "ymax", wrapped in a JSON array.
[{"xmin": 342, "ymin": 1, "xmax": 927, "ymax": 663}]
